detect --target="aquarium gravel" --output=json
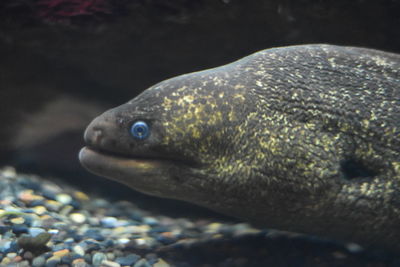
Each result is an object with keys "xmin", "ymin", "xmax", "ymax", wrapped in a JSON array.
[{"xmin": 0, "ymin": 167, "xmax": 398, "ymax": 267}]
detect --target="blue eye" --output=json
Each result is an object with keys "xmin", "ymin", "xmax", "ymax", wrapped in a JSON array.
[{"xmin": 130, "ymin": 121, "xmax": 150, "ymax": 140}]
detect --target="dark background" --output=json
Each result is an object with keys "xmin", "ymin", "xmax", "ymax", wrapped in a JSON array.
[
  {"xmin": 0, "ymin": 0, "xmax": 399, "ymax": 210},
  {"xmin": 0, "ymin": 1, "xmax": 400, "ymax": 264}
]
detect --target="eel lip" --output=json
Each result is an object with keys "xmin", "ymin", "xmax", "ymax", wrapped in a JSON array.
[{"xmin": 79, "ymin": 146, "xmax": 171, "ymax": 179}]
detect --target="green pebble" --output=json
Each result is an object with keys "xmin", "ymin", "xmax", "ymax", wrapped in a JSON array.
[
  {"xmin": 72, "ymin": 245, "xmax": 85, "ymax": 256},
  {"xmin": 92, "ymin": 252, "xmax": 107, "ymax": 266},
  {"xmin": 56, "ymin": 193, "xmax": 72, "ymax": 204},
  {"xmin": 73, "ymin": 261, "xmax": 90, "ymax": 267},
  {"xmin": 106, "ymin": 252, "xmax": 115, "ymax": 261},
  {"xmin": 99, "ymin": 260, "xmax": 121, "ymax": 267},
  {"xmin": 17, "ymin": 260, "xmax": 31, "ymax": 267},
  {"xmin": 32, "ymin": 256, "xmax": 46, "ymax": 267},
  {"xmin": 134, "ymin": 258, "xmax": 152, "ymax": 267}
]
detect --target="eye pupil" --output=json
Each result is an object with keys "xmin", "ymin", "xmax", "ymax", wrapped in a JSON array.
[{"xmin": 130, "ymin": 121, "xmax": 150, "ymax": 140}]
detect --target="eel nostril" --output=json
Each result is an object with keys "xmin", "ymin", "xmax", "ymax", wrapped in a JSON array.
[
  {"xmin": 92, "ymin": 127, "xmax": 103, "ymax": 144},
  {"xmin": 84, "ymin": 125, "xmax": 104, "ymax": 146}
]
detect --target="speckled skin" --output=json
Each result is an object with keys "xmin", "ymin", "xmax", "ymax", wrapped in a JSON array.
[{"xmin": 79, "ymin": 44, "xmax": 400, "ymax": 251}]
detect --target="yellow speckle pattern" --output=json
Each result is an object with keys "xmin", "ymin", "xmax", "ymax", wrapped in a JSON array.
[
  {"xmin": 151, "ymin": 45, "xmax": 400, "ymax": 196},
  {"xmin": 118, "ymin": 44, "xmax": 399, "ymax": 248}
]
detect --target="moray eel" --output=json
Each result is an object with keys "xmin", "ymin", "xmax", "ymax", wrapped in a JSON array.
[{"xmin": 79, "ymin": 44, "xmax": 400, "ymax": 251}]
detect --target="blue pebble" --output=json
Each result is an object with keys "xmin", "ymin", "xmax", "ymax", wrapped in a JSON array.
[
  {"xmin": 72, "ymin": 234, "xmax": 84, "ymax": 242},
  {"xmin": 29, "ymin": 227, "xmax": 46, "ymax": 237},
  {"xmin": 84, "ymin": 254, "xmax": 92, "ymax": 263},
  {"xmin": 0, "ymin": 226, "xmax": 10, "ymax": 235},
  {"xmin": 63, "ymin": 239, "xmax": 75, "ymax": 246},
  {"xmin": 52, "ymin": 243, "xmax": 70, "ymax": 252},
  {"xmin": 100, "ymin": 217, "xmax": 118, "ymax": 228},
  {"xmin": 81, "ymin": 239, "xmax": 98, "ymax": 246},
  {"xmin": 69, "ymin": 199, "xmax": 81, "ymax": 209},
  {"xmin": 70, "ymin": 252, "xmax": 84, "ymax": 260},
  {"xmin": 46, "ymin": 259, "xmax": 60, "ymax": 267},
  {"xmin": 4, "ymin": 241, "xmax": 20, "ymax": 253},
  {"xmin": 41, "ymin": 190, "xmax": 56, "ymax": 200},
  {"xmin": 142, "ymin": 217, "xmax": 159, "ymax": 226},
  {"xmin": 116, "ymin": 254, "xmax": 141, "ymax": 266},
  {"xmin": 32, "ymin": 256, "xmax": 46, "ymax": 267},
  {"xmin": 88, "ymin": 233, "xmax": 105, "ymax": 241},
  {"xmin": 145, "ymin": 254, "xmax": 159, "ymax": 265},
  {"xmin": 92, "ymin": 252, "xmax": 107, "ymax": 266},
  {"xmin": 21, "ymin": 209, "xmax": 35, "ymax": 213},
  {"xmin": 156, "ymin": 235, "xmax": 176, "ymax": 245},
  {"xmin": 42, "ymin": 252, "xmax": 54, "ymax": 259},
  {"xmin": 147, "ymin": 257, "xmax": 159, "ymax": 265},
  {"xmin": 12, "ymin": 225, "xmax": 29, "ymax": 234},
  {"xmin": 22, "ymin": 216, "xmax": 33, "ymax": 227},
  {"xmin": 101, "ymin": 240, "xmax": 114, "ymax": 248},
  {"xmin": 84, "ymin": 229, "xmax": 105, "ymax": 241},
  {"xmin": 85, "ymin": 243, "xmax": 101, "ymax": 253},
  {"xmin": 28, "ymin": 199, "xmax": 45, "ymax": 207},
  {"xmin": 60, "ymin": 255, "xmax": 73, "ymax": 265},
  {"xmin": 0, "ymin": 241, "xmax": 11, "ymax": 253}
]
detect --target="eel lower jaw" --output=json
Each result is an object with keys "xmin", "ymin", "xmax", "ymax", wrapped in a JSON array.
[{"xmin": 79, "ymin": 146, "xmax": 180, "ymax": 187}]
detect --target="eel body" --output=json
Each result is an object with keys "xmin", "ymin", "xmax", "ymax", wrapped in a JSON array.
[{"xmin": 79, "ymin": 44, "xmax": 400, "ymax": 251}]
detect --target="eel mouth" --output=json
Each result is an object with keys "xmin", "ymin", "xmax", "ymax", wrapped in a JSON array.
[{"xmin": 79, "ymin": 146, "xmax": 178, "ymax": 181}]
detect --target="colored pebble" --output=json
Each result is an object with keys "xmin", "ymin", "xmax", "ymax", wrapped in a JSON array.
[
  {"xmin": 142, "ymin": 217, "xmax": 159, "ymax": 226},
  {"xmin": 117, "ymin": 238, "xmax": 130, "ymax": 245},
  {"xmin": 53, "ymin": 248, "xmax": 70, "ymax": 257},
  {"xmin": 45, "ymin": 200, "xmax": 63, "ymax": 212},
  {"xmin": 74, "ymin": 262, "xmax": 90, "ymax": 267},
  {"xmin": 74, "ymin": 191, "xmax": 90, "ymax": 202},
  {"xmin": 72, "ymin": 245, "xmax": 85, "ymax": 256},
  {"xmin": 55, "ymin": 193, "xmax": 72, "ymax": 205},
  {"xmin": 7, "ymin": 252, "xmax": 17, "ymax": 259},
  {"xmin": 99, "ymin": 260, "xmax": 121, "ymax": 267},
  {"xmin": 32, "ymin": 206, "xmax": 47, "ymax": 215},
  {"xmin": 70, "ymin": 213, "xmax": 86, "ymax": 224},
  {"xmin": 13, "ymin": 255, "xmax": 23, "ymax": 262},
  {"xmin": 92, "ymin": 252, "xmax": 107, "ymax": 266},
  {"xmin": 23, "ymin": 251, "xmax": 34, "ymax": 261},
  {"xmin": 19, "ymin": 260, "xmax": 32, "ymax": 267},
  {"xmin": 59, "ymin": 205, "xmax": 74, "ymax": 216},
  {"xmin": 28, "ymin": 227, "xmax": 46, "ymax": 237},
  {"xmin": 0, "ymin": 257, "xmax": 11, "ymax": 265},
  {"xmin": 153, "ymin": 258, "xmax": 170, "ymax": 267},
  {"xmin": 18, "ymin": 190, "xmax": 44, "ymax": 203},
  {"xmin": 72, "ymin": 258, "xmax": 89, "ymax": 267},
  {"xmin": 2, "ymin": 166, "xmax": 16, "ymax": 178},
  {"xmin": 47, "ymin": 229, "xmax": 59, "ymax": 235},
  {"xmin": 84, "ymin": 229, "xmax": 105, "ymax": 241},
  {"xmin": 0, "ymin": 225, "xmax": 10, "ymax": 234},
  {"xmin": 115, "ymin": 254, "xmax": 141, "ymax": 266},
  {"xmin": 101, "ymin": 216, "xmax": 118, "ymax": 228},
  {"xmin": 0, "ymin": 240, "xmax": 18, "ymax": 253},
  {"xmin": 133, "ymin": 258, "xmax": 152, "ymax": 267},
  {"xmin": 10, "ymin": 217, "xmax": 25, "ymax": 224},
  {"xmin": 12, "ymin": 225, "xmax": 29, "ymax": 234},
  {"xmin": 106, "ymin": 252, "xmax": 115, "ymax": 261},
  {"xmin": 46, "ymin": 256, "xmax": 61, "ymax": 267}
]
